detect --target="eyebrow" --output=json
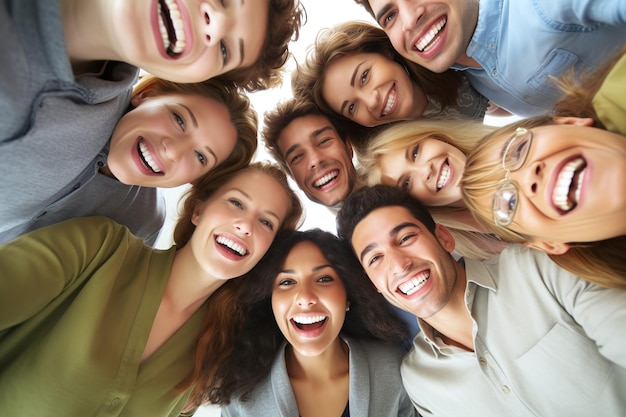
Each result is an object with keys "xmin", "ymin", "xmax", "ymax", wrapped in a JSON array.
[
  {"xmin": 375, "ymin": 3, "xmax": 393, "ymax": 24},
  {"xmin": 340, "ymin": 61, "xmax": 365, "ymax": 115},
  {"xmin": 280, "ymin": 264, "xmax": 333, "ymax": 275},
  {"xmin": 283, "ymin": 125, "xmax": 334, "ymax": 162},
  {"xmin": 359, "ymin": 221, "xmax": 418, "ymax": 263}
]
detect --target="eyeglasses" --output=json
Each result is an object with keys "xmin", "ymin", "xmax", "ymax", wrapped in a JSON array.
[{"xmin": 492, "ymin": 128, "xmax": 533, "ymax": 227}]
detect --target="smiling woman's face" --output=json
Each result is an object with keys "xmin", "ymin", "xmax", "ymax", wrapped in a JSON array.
[
  {"xmin": 106, "ymin": 92, "xmax": 237, "ymax": 188},
  {"xmin": 322, "ymin": 52, "xmax": 427, "ymax": 127},
  {"xmin": 475, "ymin": 117, "xmax": 626, "ymax": 248}
]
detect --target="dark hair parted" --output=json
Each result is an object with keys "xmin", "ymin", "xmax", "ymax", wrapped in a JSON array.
[
  {"xmin": 262, "ymin": 97, "xmax": 348, "ymax": 173},
  {"xmin": 205, "ymin": 228, "xmax": 409, "ymax": 404},
  {"xmin": 337, "ymin": 184, "xmax": 436, "ymax": 245},
  {"xmin": 216, "ymin": 0, "xmax": 305, "ymax": 92}
]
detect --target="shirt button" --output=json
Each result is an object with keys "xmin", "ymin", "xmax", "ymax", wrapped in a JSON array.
[
  {"xmin": 72, "ymin": 183, "xmax": 81, "ymax": 190},
  {"xmin": 501, "ymin": 385, "xmax": 510, "ymax": 393},
  {"xmin": 97, "ymin": 161, "xmax": 105, "ymax": 167},
  {"xmin": 489, "ymin": 43, "xmax": 495, "ymax": 49},
  {"xmin": 111, "ymin": 397, "xmax": 120, "ymax": 408},
  {"xmin": 479, "ymin": 357, "xmax": 487, "ymax": 366},
  {"xmin": 492, "ymin": 69, "xmax": 498, "ymax": 76},
  {"xmin": 524, "ymin": 95, "xmax": 531, "ymax": 100}
]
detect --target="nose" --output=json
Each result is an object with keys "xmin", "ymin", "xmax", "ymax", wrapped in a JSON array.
[
  {"xmin": 513, "ymin": 161, "xmax": 544, "ymax": 197},
  {"xmin": 233, "ymin": 216, "xmax": 252, "ymax": 236},
  {"xmin": 308, "ymin": 151, "xmax": 324, "ymax": 170},
  {"xmin": 296, "ymin": 283, "xmax": 318, "ymax": 307},
  {"xmin": 400, "ymin": 2, "xmax": 423, "ymax": 32},
  {"xmin": 162, "ymin": 136, "xmax": 190, "ymax": 161},
  {"xmin": 363, "ymin": 88, "xmax": 380, "ymax": 112},
  {"xmin": 200, "ymin": 3, "xmax": 234, "ymax": 46},
  {"xmin": 389, "ymin": 250, "xmax": 412, "ymax": 277}
]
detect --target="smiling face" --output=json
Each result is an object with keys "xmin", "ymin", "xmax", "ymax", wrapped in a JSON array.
[
  {"xmin": 188, "ymin": 169, "xmax": 289, "ymax": 279},
  {"xmin": 322, "ymin": 52, "xmax": 428, "ymax": 127},
  {"xmin": 351, "ymin": 206, "xmax": 459, "ymax": 318},
  {"xmin": 378, "ymin": 137, "xmax": 467, "ymax": 206},
  {"xmin": 367, "ymin": 0, "xmax": 478, "ymax": 72},
  {"xmin": 103, "ymin": 0, "xmax": 268, "ymax": 82},
  {"xmin": 106, "ymin": 92, "xmax": 237, "ymax": 188},
  {"xmin": 475, "ymin": 118, "xmax": 626, "ymax": 246},
  {"xmin": 272, "ymin": 240, "xmax": 348, "ymax": 357},
  {"xmin": 277, "ymin": 114, "xmax": 356, "ymax": 207}
]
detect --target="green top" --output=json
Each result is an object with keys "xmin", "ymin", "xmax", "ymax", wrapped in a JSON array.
[
  {"xmin": 593, "ymin": 50, "xmax": 626, "ymax": 135},
  {"xmin": 0, "ymin": 216, "xmax": 207, "ymax": 416}
]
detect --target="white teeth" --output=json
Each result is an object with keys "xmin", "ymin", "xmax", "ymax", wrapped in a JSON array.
[
  {"xmin": 415, "ymin": 17, "xmax": 446, "ymax": 52},
  {"xmin": 381, "ymin": 88, "xmax": 396, "ymax": 117},
  {"xmin": 139, "ymin": 141, "xmax": 161, "ymax": 173},
  {"xmin": 158, "ymin": 0, "xmax": 187, "ymax": 56},
  {"xmin": 314, "ymin": 170, "xmax": 339, "ymax": 188},
  {"xmin": 437, "ymin": 161, "xmax": 450, "ymax": 190},
  {"xmin": 552, "ymin": 157, "xmax": 586, "ymax": 212},
  {"xmin": 293, "ymin": 315, "xmax": 326, "ymax": 325},
  {"xmin": 398, "ymin": 271, "xmax": 429, "ymax": 296},
  {"xmin": 216, "ymin": 236, "xmax": 247, "ymax": 256}
]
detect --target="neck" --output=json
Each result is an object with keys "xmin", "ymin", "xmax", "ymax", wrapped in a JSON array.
[
  {"xmin": 423, "ymin": 261, "xmax": 475, "ymax": 351},
  {"xmin": 164, "ymin": 244, "xmax": 227, "ymax": 314},
  {"xmin": 61, "ymin": 0, "xmax": 118, "ymax": 73},
  {"xmin": 286, "ymin": 338, "xmax": 350, "ymax": 381}
]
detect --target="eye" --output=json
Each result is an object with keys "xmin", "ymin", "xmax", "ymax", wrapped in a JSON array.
[
  {"xmin": 260, "ymin": 218, "xmax": 274, "ymax": 231},
  {"xmin": 220, "ymin": 40, "xmax": 228, "ymax": 65},
  {"xmin": 173, "ymin": 111, "xmax": 185, "ymax": 130},
  {"xmin": 381, "ymin": 11, "xmax": 397, "ymax": 28},
  {"xmin": 278, "ymin": 278, "xmax": 296, "ymax": 287},
  {"xmin": 399, "ymin": 233, "xmax": 415, "ymax": 244},
  {"xmin": 195, "ymin": 151, "xmax": 207, "ymax": 166},
  {"xmin": 317, "ymin": 275, "xmax": 335, "ymax": 283},
  {"xmin": 367, "ymin": 254, "xmax": 382, "ymax": 266},
  {"xmin": 411, "ymin": 144, "xmax": 419, "ymax": 161},
  {"xmin": 348, "ymin": 103, "xmax": 356, "ymax": 116},
  {"xmin": 290, "ymin": 153, "xmax": 303, "ymax": 165},
  {"xmin": 228, "ymin": 198, "xmax": 243, "ymax": 209},
  {"xmin": 319, "ymin": 137, "xmax": 332, "ymax": 146},
  {"xmin": 400, "ymin": 176, "xmax": 411, "ymax": 190},
  {"xmin": 359, "ymin": 69, "xmax": 369, "ymax": 86}
]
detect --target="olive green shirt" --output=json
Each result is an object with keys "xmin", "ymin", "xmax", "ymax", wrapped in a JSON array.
[
  {"xmin": 0, "ymin": 216, "xmax": 206, "ymax": 416},
  {"xmin": 593, "ymin": 51, "xmax": 626, "ymax": 135}
]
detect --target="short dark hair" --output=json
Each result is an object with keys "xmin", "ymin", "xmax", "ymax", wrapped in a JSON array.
[{"xmin": 337, "ymin": 184, "xmax": 437, "ymax": 244}]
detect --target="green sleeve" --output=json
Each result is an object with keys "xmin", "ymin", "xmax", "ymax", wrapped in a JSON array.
[
  {"xmin": 0, "ymin": 216, "xmax": 129, "ymax": 329},
  {"xmin": 592, "ymin": 51, "xmax": 626, "ymax": 136}
]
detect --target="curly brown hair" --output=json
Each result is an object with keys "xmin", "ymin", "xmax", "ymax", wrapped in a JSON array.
[{"xmin": 216, "ymin": 0, "xmax": 305, "ymax": 92}]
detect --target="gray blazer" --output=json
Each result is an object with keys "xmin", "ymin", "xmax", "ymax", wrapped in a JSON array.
[{"xmin": 222, "ymin": 336, "xmax": 416, "ymax": 417}]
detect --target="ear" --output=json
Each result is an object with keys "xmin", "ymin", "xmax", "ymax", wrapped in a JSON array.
[
  {"xmin": 434, "ymin": 224, "xmax": 456, "ymax": 253},
  {"xmin": 525, "ymin": 240, "xmax": 571, "ymax": 255},
  {"xmin": 552, "ymin": 116, "xmax": 594, "ymax": 127},
  {"xmin": 345, "ymin": 138, "xmax": 354, "ymax": 159},
  {"xmin": 190, "ymin": 202, "xmax": 205, "ymax": 226},
  {"xmin": 130, "ymin": 88, "xmax": 155, "ymax": 107}
]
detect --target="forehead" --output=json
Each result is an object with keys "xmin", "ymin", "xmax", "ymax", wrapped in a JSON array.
[
  {"xmin": 352, "ymin": 205, "xmax": 419, "ymax": 248},
  {"xmin": 283, "ymin": 240, "xmax": 328, "ymax": 269},
  {"xmin": 277, "ymin": 114, "xmax": 339, "ymax": 149},
  {"xmin": 239, "ymin": 0, "xmax": 270, "ymax": 68},
  {"xmin": 219, "ymin": 170, "xmax": 289, "ymax": 215}
]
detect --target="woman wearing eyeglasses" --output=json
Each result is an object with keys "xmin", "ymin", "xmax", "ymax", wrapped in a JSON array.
[{"xmin": 462, "ymin": 47, "xmax": 626, "ymax": 289}]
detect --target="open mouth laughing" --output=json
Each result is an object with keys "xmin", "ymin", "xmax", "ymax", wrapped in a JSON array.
[
  {"xmin": 313, "ymin": 170, "xmax": 339, "ymax": 189},
  {"xmin": 398, "ymin": 270, "xmax": 430, "ymax": 296},
  {"xmin": 436, "ymin": 159, "xmax": 451, "ymax": 191},
  {"xmin": 158, "ymin": 0, "xmax": 187, "ymax": 57},
  {"xmin": 216, "ymin": 235, "xmax": 248, "ymax": 257},
  {"xmin": 381, "ymin": 85, "xmax": 397, "ymax": 118},
  {"xmin": 414, "ymin": 16, "xmax": 447, "ymax": 53},
  {"xmin": 291, "ymin": 315, "xmax": 328, "ymax": 330},
  {"xmin": 138, "ymin": 138, "xmax": 164, "ymax": 175},
  {"xmin": 552, "ymin": 156, "xmax": 587, "ymax": 214}
]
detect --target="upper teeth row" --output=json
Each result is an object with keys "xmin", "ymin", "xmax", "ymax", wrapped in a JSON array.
[
  {"xmin": 314, "ymin": 170, "xmax": 339, "ymax": 188},
  {"xmin": 216, "ymin": 236, "xmax": 247, "ymax": 256},
  {"xmin": 399, "ymin": 271, "xmax": 429, "ymax": 296},
  {"xmin": 293, "ymin": 315, "xmax": 326, "ymax": 325},
  {"xmin": 139, "ymin": 141, "xmax": 161, "ymax": 173},
  {"xmin": 382, "ymin": 88, "xmax": 396, "ymax": 117},
  {"xmin": 415, "ymin": 17, "xmax": 446, "ymax": 52},
  {"xmin": 158, "ymin": 0, "xmax": 186, "ymax": 54},
  {"xmin": 552, "ymin": 157, "xmax": 585, "ymax": 211},
  {"xmin": 437, "ymin": 162, "xmax": 450, "ymax": 190}
]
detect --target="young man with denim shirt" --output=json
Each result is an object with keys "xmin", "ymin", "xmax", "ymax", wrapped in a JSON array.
[
  {"xmin": 337, "ymin": 184, "xmax": 626, "ymax": 417},
  {"xmin": 354, "ymin": 0, "xmax": 626, "ymax": 116}
]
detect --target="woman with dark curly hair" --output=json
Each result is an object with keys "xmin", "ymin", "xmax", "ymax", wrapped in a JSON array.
[{"xmin": 214, "ymin": 229, "xmax": 415, "ymax": 417}]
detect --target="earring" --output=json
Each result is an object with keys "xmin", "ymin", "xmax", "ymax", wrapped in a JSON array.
[{"xmin": 346, "ymin": 306, "xmax": 350, "ymax": 312}]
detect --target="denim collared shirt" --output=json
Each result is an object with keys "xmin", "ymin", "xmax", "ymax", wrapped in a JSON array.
[{"xmin": 452, "ymin": 0, "xmax": 626, "ymax": 117}]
